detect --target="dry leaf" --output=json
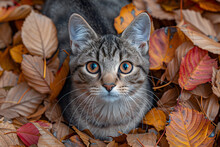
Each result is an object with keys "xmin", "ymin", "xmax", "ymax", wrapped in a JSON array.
[
  {"xmin": 15, "ymin": 20, "xmax": 24, "ymax": 31},
  {"xmin": 0, "ymin": 82, "xmax": 46, "ymax": 119},
  {"xmin": 198, "ymin": 0, "xmax": 220, "ymax": 12},
  {"xmin": 203, "ymin": 12, "xmax": 220, "ymax": 24},
  {"xmin": 0, "ymin": 89, "xmax": 7, "ymax": 108},
  {"xmin": 21, "ymin": 10, "xmax": 58, "ymax": 58},
  {"xmin": 180, "ymin": 27, "xmax": 220, "ymax": 54},
  {"xmin": 212, "ymin": 67, "xmax": 220, "ymax": 97},
  {"xmin": 0, "ymin": 5, "xmax": 32, "ymax": 22},
  {"xmin": 144, "ymin": 0, "xmax": 175, "ymax": 20},
  {"xmin": 178, "ymin": 46, "xmax": 217, "ymax": 90},
  {"xmin": 49, "ymin": 56, "xmax": 69, "ymax": 100},
  {"xmin": 107, "ymin": 140, "xmax": 118, "ymax": 147},
  {"xmin": 0, "ymin": 119, "xmax": 20, "ymax": 146},
  {"xmin": 72, "ymin": 126, "xmax": 91, "ymax": 146},
  {"xmin": 47, "ymin": 57, "xmax": 60, "ymax": 74},
  {"xmin": 180, "ymin": 90, "xmax": 192, "ymax": 101},
  {"xmin": 0, "ymin": 0, "xmax": 14, "ymax": 8},
  {"xmin": 27, "ymin": 104, "xmax": 46, "ymax": 119},
  {"xmin": 33, "ymin": 122, "xmax": 65, "ymax": 147},
  {"xmin": 0, "ymin": 71, "xmax": 18, "ymax": 88},
  {"xmin": 126, "ymin": 133, "xmax": 157, "ymax": 147},
  {"xmin": 133, "ymin": 0, "xmax": 146, "ymax": 10},
  {"xmin": 21, "ymin": 55, "xmax": 54, "ymax": 94},
  {"xmin": 69, "ymin": 135, "xmax": 86, "ymax": 147},
  {"xmin": 166, "ymin": 105, "xmax": 215, "ymax": 146},
  {"xmin": 143, "ymin": 108, "xmax": 166, "ymax": 131},
  {"xmin": 10, "ymin": 44, "xmax": 29, "ymax": 63},
  {"xmin": 52, "ymin": 122, "xmax": 73, "ymax": 140},
  {"xmin": 0, "ymin": 22, "xmax": 12, "ymax": 49},
  {"xmin": 13, "ymin": 31, "xmax": 22, "ymax": 46},
  {"xmin": 114, "ymin": 3, "xmax": 145, "ymax": 34},
  {"xmin": 190, "ymin": 83, "xmax": 212, "ymax": 98}
]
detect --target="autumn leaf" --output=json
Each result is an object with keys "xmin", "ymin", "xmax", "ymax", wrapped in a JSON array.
[
  {"xmin": 126, "ymin": 133, "xmax": 157, "ymax": 147},
  {"xmin": 21, "ymin": 10, "xmax": 58, "ymax": 59},
  {"xmin": 0, "ymin": 118, "xmax": 20, "ymax": 146},
  {"xmin": 47, "ymin": 57, "xmax": 60, "ymax": 74},
  {"xmin": 49, "ymin": 56, "xmax": 69, "ymax": 100},
  {"xmin": 132, "ymin": 0, "xmax": 146, "ymax": 10},
  {"xmin": 212, "ymin": 67, "xmax": 220, "ymax": 97},
  {"xmin": 21, "ymin": 55, "xmax": 54, "ymax": 94},
  {"xmin": 198, "ymin": 0, "xmax": 220, "ymax": 12},
  {"xmin": 114, "ymin": 3, "xmax": 145, "ymax": 34},
  {"xmin": 166, "ymin": 105, "xmax": 215, "ymax": 146},
  {"xmin": 0, "ymin": 22, "xmax": 12, "ymax": 49},
  {"xmin": 180, "ymin": 27, "xmax": 220, "ymax": 54},
  {"xmin": 178, "ymin": 46, "xmax": 217, "ymax": 90},
  {"xmin": 143, "ymin": 108, "xmax": 166, "ymax": 131},
  {"xmin": 10, "ymin": 44, "xmax": 29, "ymax": 63},
  {"xmin": 0, "ymin": 5, "xmax": 32, "ymax": 22},
  {"xmin": 149, "ymin": 27, "xmax": 188, "ymax": 70},
  {"xmin": 0, "ymin": 71, "xmax": 18, "ymax": 88},
  {"xmin": 0, "ymin": 82, "xmax": 46, "ymax": 119},
  {"xmin": 13, "ymin": 31, "xmax": 22, "ymax": 46},
  {"xmin": 16, "ymin": 123, "xmax": 40, "ymax": 146}
]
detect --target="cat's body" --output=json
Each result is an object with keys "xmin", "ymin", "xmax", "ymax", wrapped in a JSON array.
[{"xmin": 43, "ymin": 0, "xmax": 153, "ymax": 140}]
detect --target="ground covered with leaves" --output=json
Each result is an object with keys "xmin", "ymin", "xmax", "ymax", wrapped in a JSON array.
[{"xmin": 0, "ymin": 0, "xmax": 220, "ymax": 146}]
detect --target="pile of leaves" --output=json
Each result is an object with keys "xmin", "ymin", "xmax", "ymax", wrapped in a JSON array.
[{"xmin": 0, "ymin": 0, "xmax": 220, "ymax": 146}]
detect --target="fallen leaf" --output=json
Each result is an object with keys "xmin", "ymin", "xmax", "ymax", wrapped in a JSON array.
[
  {"xmin": 21, "ymin": 10, "xmax": 58, "ymax": 58},
  {"xmin": 0, "ymin": 89, "xmax": 7, "ymax": 107},
  {"xmin": 0, "ymin": 22, "xmax": 12, "ymax": 49},
  {"xmin": 0, "ymin": 5, "xmax": 32, "ymax": 22},
  {"xmin": 21, "ymin": 55, "xmax": 54, "ymax": 94},
  {"xmin": 212, "ymin": 67, "xmax": 220, "ymax": 97},
  {"xmin": 133, "ymin": 0, "xmax": 146, "ymax": 10},
  {"xmin": 180, "ymin": 27, "xmax": 220, "ymax": 54},
  {"xmin": 49, "ymin": 56, "xmax": 69, "ymax": 100},
  {"xmin": 72, "ymin": 126, "xmax": 91, "ymax": 146},
  {"xmin": 126, "ymin": 133, "xmax": 157, "ymax": 147},
  {"xmin": 107, "ymin": 140, "xmax": 118, "ymax": 147},
  {"xmin": 0, "ymin": 0, "xmax": 14, "ymax": 8},
  {"xmin": 33, "ymin": 122, "xmax": 65, "ymax": 147},
  {"xmin": 0, "ymin": 119, "xmax": 20, "ymax": 146},
  {"xmin": 189, "ymin": 83, "xmax": 212, "ymax": 98},
  {"xmin": 47, "ymin": 57, "xmax": 60, "ymax": 75},
  {"xmin": 149, "ymin": 27, "xmax": 188, "ymax": 70},
  {"xmin": 180, "ymin": 90, "xmax": 192, "ymax": 101},
  {"xmin": 0, "ymin": 82, "xmax": 46, "ymax": 119},
  {"xmin": 0, "ymin": 47, "xmax": 20, "ymax": 72},
  {"xmin": 144, "ymin": 0, "xmax": 175, "ymax": 20},
  {"xmin": 203, "ymin": 12, "xmax": 220, "ymax": 24},
  {"xmin": 114, "ymin": 3, "xmax": 145, "ymax": 34},
  {"xmin": 198, "ymin": 0, "xmax": 220, "ymax": 12},
  {"xmin": 17, "ymin": 123, "xmax": 40, "ymax": 146},
  {"xmin": 27, "ymin": 104, "xmax": 46, "ymax": 119},
  {"xmin": 10, "ymin": 44, "xmax": 29, "ymax": 63},
  {"xmin": 166, "ymin": 105, "xmax": 215, "ymax": 146},
  {"xmin": 52, "ymin": 122, "xmax": 73, "ymax": 140},
  {"xmin": 178, "ymin": 46, "xmax": 217, "ymax": 90},
  {"xmin": 13, "ymin": 31, "xmax": 22, "ymax": 46},
  {"xmin": 69, "ymin": 135, "xmax": 86, "ymax": 147},
  {"xmin": 143, "ymin": 108, "xmax": 166, "ymax": 131},
  {"xmin": 0, "ymin": 71, "xmax": 18, "ymax": 88}
]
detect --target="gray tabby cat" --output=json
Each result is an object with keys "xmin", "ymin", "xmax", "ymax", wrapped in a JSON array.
[{"xmin": 43, "ymin": 0, "xmax": 153, "ymax": 140}]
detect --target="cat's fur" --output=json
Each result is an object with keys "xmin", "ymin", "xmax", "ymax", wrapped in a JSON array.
[{"xmin": 43, "ymin": 0, "xmax": 153, "ymax": 140}]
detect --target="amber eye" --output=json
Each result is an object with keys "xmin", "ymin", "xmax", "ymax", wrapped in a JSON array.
[
  {"xmin": 119, "ymin": 61, "xmax": 133, "ymax": 74},
  {"xmin": 86, "ymin": 61, "xmax": 100, "ymax": 74}
]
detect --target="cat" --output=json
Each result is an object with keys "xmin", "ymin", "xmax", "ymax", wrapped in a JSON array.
[{"xmin": 43, "ymin": 0, "xmax": 153, "ymax": 140}]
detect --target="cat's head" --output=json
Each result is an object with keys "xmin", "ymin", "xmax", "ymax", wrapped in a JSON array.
[{"xmin": 68, "ymin": 13, "xmax": 151, "ymax": 102}]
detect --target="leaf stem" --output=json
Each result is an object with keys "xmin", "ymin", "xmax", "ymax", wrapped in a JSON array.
[{"xmin": 153, "ymin": 81, "xmax": 172, "ymax": 90}]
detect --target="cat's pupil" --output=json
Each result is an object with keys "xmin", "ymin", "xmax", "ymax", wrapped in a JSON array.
[
  {"xmin": 123, "ymin": 63, "xmax": 129, "ymax": 70},
  {"xmin": 91, "ymin": 63, "xmax": 97, "ymax": 70}
]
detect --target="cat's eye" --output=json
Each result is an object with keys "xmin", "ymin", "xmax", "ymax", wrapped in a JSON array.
[
  {"xmin": 86, "ymin": 61, "xmax": 100, "ymax": 74},
  {"xmin": 119, "ymin": 61, "xmax": 133, "ymax": 74}
]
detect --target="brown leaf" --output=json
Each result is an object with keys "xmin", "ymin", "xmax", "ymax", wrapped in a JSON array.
[
  {"xmin": 26, "ymin": 104, "xmax": 46, "ymax": 120},
  {"xmin": 212, "ymin": 67, "xmax": 220, "ymax": 97},
  {"xmin": 72, "ymin": 126, "xmax": 91, "ymax": 146},
  {"xmin": 0, "ymin": 118, "xmax": 20, "ymax": 146},
  {"xmin": 21, "ymin": 55, "xmax": 54, "ymax": 94},
  {"xmin": 69, "ymin": 135, "xmax": 86, "ymax": 147},
  {"xmin": 0, "ymin": 82, "xmax": 46, "ymax": 119},
  {"xmin": 107, "ymin": 140, "xmax": 118, "ymax": 147},
  {"xmin": 52, "ymin": 122, "xmax": 73, "ymax": 140},
  {"xmin": 0, "ymin": 71, "xmax": 18, "ymax": 88},
  {"xmin": 144, "ymin": 0, "xmax": 175, "ymax": 20},
  {"xmin": 0, "ymin": 23, "xmax": 12, "ymax": 49},
  {"xmin": 21, "ymin": 10, "xmax": 58, "ymax": 59},
  {"xmin": 179, "ymin": 27, "xmax": 220, "ymax": 54},
  {"xmin": 126, "ymin": 133, "xmax": 157, "ymax": 147},
  {"xmin": 0, "ymin": 89, "xmax": 7, "ymax": 108},
  {"xmin": 13, "ymin": 31, "xmax": 22, "ymax": 46},
  {"xmin": 190, "ymin": 83, "xmax": 212, "ymax": 98},
  {"xmin": 203, "ymin": 12, "xmax": 220, "ymax": 24},
  {"xmin": 47, "ymin": 57, "xmax": 60, "ymax": 74},
  {"xmin": 10, "ymin": 44, "xmax": 29, "ymax": 63},
  {"xmin": 33, "ymin": 122, "xmax": 65, "ymax": 147},
  {"xmin": 133, "ymin": 0, "xmax": 146, "ymax": 10},
  {"xmin": 180, "ymin": 90, "xmax": 192, "ymax": 101},
  {"xmin": 49, "ymin": 56, "xmax": 69, "ymax": 100},
  {"xmin": 0, "ymin": 5, "xmax": 32, "ymax": 22}
]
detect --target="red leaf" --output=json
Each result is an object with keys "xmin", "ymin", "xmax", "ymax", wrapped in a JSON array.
[
  {"xmin": 17, "ymin": 123, "xmax": 40, "ymax": 146},
  {"xmin": 178, "ymin": 46, "xmax": 217, "ymax": 90}
]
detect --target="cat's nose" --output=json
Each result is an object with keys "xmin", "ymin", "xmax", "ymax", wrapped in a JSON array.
[{"xmin": 103, "ymin": 83, "xmax": 116, "ymax": 92}]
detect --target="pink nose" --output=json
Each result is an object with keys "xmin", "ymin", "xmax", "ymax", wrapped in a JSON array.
[{"xmin": 103, "ymin": 83, "xmax": 116, "ymax": 92}]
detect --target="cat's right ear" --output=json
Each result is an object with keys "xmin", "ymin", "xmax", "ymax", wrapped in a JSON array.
[{"xmin": 69, "ymin": 13, "xmax": 98, "ymax": 54}]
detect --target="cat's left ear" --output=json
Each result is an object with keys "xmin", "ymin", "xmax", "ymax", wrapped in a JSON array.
[
  {"xmin": 121, "ymin": 13, "xmax": 151, "ymax": 55},
  {"xmin": 69, "ymin": 13, "xmax": 98, "ymax": 54}
]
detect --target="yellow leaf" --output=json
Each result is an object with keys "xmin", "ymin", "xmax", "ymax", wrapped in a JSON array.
[
  {"xmin": 21, "ymin": 10, "xmax": 58, "ymax": 59},
  {"xmin": 10, "ymin": 44, "xmax": 29, "ymax": 63},
  {"xmin": 49, "ymin": 56, "xmax": 69, "ymax": 101},
  {"xmin": 143, "ymin": 108, "xmax": 166, "ymax": 131}
]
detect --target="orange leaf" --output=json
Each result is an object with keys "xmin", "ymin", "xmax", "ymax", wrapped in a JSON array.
[
  {"xmin": 178, "ymin": 46, "xmax": 217, "ymax": 90},
  {"xmin": 149, "ymin": 27, "xmax": 188, "ymax": 70},
  {"xmin": 49, "ymin": 56, "xmax": 69, "ymax": 101},
  {"xmin": 198, "ymin": 0, "xmax": 220, "ymax": 12},
  {"xmin": 166, "ymin": 105, "xmax": 215, "ymax": 146},
  {"xmin": 114, "ymin": 3, "xmax": 144, "ymax": 34},
  {"xmin": 10, "ymin": 44, "xmax": 29, "ymax": 63},
  {"xmin": 143, "ymin": 108, "xmax": 166, "ymax": 131}
]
